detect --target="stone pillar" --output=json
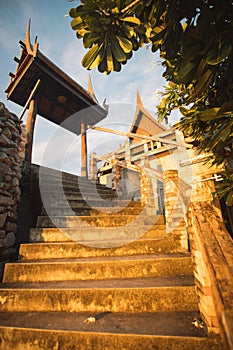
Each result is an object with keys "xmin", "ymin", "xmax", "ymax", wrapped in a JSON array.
[
  {"xmin": 88, "ymin": 152, "xmax": 98, "ymax": 182},
  {"xmin": 163, "ymin": 169, "xmax": 188, "ymax": 250},
  {"xmin": 140, "ymin": 170, "xmax": 154, "ymax": 207},
  {"xmin": 81, "ymin": 121, "xmax": 87, "ymax": 177},
  {"xmin": 25, "ymin": 97, "xmax": 38, "ymax": 163},
  {"xmin": 125, "ymin": 138, "xmax": 131, "ymax": 162},
  {"xmin": 112, "ymin": 161, "xmax": 121, "ymax": 191}
]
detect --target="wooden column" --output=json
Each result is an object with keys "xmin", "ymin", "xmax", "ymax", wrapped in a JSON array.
[
  {"xmin": 25, "ymin": 96, "xmax": 38, "ymax": 163},
  {"xmin": 81, "ymin": 121, "xmax": 87, "ymax": 177}
]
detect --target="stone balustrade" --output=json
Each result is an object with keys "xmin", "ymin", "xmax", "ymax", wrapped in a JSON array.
[{"xmin": 188, "ymin": 201, "xmax": 233, "ymax": 349}]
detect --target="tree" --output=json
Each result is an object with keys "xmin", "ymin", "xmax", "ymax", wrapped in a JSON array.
[{"xmin": 69, "ymin": 0, "xmax": 233, "ymax": 205}]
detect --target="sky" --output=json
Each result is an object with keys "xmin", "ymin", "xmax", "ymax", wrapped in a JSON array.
[{"xmin": 0, "ymin": 0, "xmax": 180, "ymax": 174}]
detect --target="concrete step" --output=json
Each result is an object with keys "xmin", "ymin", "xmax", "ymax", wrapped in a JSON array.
[
  {"xmin": 37, "ymin": 166, "xmax": 92, "ymax": 182},
  {"xmin": 41, "ymin": 186, "xmax": 118, "ymax": 196},
  {"xmin": 19, "ymin": 238, "xmax": 182, "ymax": 260},
  {"xmin": 42, "ymin": 193, "xmax": 119, "ymax": 202},
  {"xmin": 29, "ymin": 225, "xmax": 167, "ymax": 243},
  {"xmin": 61, "ymin": 181, "xmax": 113, "ymax": 191},
  {"xmin": 3, "ymin": 254, "xmax": 193, "ymax": 283},
  {"xmin": 0, "ymin": 311, "xmax": 221, "ymax": 350},
  {"xmin": 38, "ymin": 166, "xmax": 117, "ymax": 191},
  {"xmin": 59, "ymin": 182, "xmax": 113, "ymax": 192},
  {"xmin": 0, "ymin": 275, "xmax": 198, "ymax": 312},
  {"xmin": 41, "ymin": 186, "xmax": 118, "ymax": 200},
  {"xmin": 41, "ymin": 198, "xmax": 144, "ymax": 208},
  {"xmin": 41, "ymin": 176, "xmax": 111, "ymax": 190},
  {"xmin": 41, "ymin": 205, "xmax": 147, "ymax": 216},
  {"xmin": 36, "ymin": 215, "xmax": 163, "ymax": 228}
]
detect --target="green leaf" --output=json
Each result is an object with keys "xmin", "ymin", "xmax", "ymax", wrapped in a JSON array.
[
  {"xmin": 121, "ymin": 23, "xmax": 135, "ymax": 38},
  {"xmin": 208, "ymin": 121, "xmax": 232, "ymax": 148},
  {"xmin": 131, "ymin": 37, "xmax": 140, "ymax": 51},
  {"xmin": 122, "ymin": 16, "xmax": 141, "ymax": 26},
  {"xmin": 177, "ymin": 61, "xmax": 196, "ymax": 81},
  {"xmin": 109, "ymin": 35, "xmax": 126, "ymax": 62},
  {"xmin": 226, "ymin": 190, "xmax": 233, "ymax": 206},
  {"xmin": 113, "ymin": 56, "xmax": 122, "ymax": 72},
  {"xmin": 88, "ymin": 44, "xmax": 105, "ymax": 70},
  {"xmin": 192, "ymin": 69, "xmax": 213, "ymax": 98},
  {"xmin": 116, "ymin": 35, "xmax": 133, "ymax": 53},
  {"xmin": 88, "ymin": 54, "xmax": 101, "ymax": 70},
  {"xmin": 200, "ymin": 108, "xmax": 220, "ymax": 121},
  {"xmin": 195, "ymin": 58, "xmax": 208, "ymax": 79},
  {"xmin": 82, "ymin": 44, "xmax": 100, "ymax": 69},
  {"xmin": 76, "ymin": 28, "xmax": 89, "ymax": 39},
  {"xmin": 69, "ymin": 7, "xmax": 79, "ymax": 19},
  {"xmin": 150, "ymin": 26, "xmax": 166, "ymax": 43},
  {"xmin": 135, "ymin": 25, "xmax": 146, "ymax": 35},
  {"xmin": 106, "ymin": 44, "xmax": 114, "ymax": 73},
  {"xmin": 216, "ymin": 101, "xmax": 233, "ymax": 116},
  {"xmin": 98, "ymin": 57, "xmax": 107, "ymax": 73},
  {"xmin": 126, "ymin": 50, "xmax": 133, "ymax": 59},
  {"xmin": 83, "ymin": 33, "xmax": 102, "ymax": 48},
  {"xmin": 88, "ymin": 19, "xmax": 105, "ymax": 33},
  {"xmin": 71, "ymin": 17, "xmax": 83, "ymax": 31},
  {"xmin": 206, "ymin": 39, "xmax": 232, "ymax": 65}
]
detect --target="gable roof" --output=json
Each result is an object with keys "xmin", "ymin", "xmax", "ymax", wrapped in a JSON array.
[{"xmin": 129, "ymin": 90, "xmax": 167, "ymax": 143}]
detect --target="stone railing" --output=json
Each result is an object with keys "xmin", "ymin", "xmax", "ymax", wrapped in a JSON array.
[
  {"xmin": 0, "ymin": 103, "xmax": 24, "ymax": 277},
  {"xmin": 188, "ymin": 201, "xmax": 233, "ymax": 350},
  {"xmin": 163, "ymin": 168, "xmax": 233, "ymax": 348}
]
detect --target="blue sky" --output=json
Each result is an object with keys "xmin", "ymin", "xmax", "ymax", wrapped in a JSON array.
[{"xmin": 0, "ymin": 0, "xmax": 178, "ymax": 174}]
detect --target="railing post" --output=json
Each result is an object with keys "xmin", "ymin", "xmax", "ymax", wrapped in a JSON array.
[{"xmin": 163, "ymin": 169, "xmax": 189, "ymax": 250}]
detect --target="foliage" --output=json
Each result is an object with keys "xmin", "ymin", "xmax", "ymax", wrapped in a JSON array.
[{"xmin": 69, "ymin": 0, "xmax": 233, "ymax": 204}]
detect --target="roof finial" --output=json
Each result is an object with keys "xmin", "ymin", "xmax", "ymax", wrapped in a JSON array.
[
  {"xmin": 136, "ymin": 89, "xmax": 143, "ymax": 107},
  {"xmin": 88, "ymin": 74, "xmax": 98, "ymax": 103},
  {"xmin": 24, "ymin": 19, "xmax": 38, "ymax": 56}
]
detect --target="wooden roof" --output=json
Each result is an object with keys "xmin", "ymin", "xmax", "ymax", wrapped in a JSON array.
[
  {"xmin": 5, "ymin": 21, "xmax": 107, "ymax": 135},
  {"xmin": 129, "ymin": 90, "xmax": 167, "ymax": 143}
]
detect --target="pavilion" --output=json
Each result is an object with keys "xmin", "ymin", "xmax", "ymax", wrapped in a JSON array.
[{"xmin": 5, "ymin": 20, "xmax": 108, "ymax": 176}]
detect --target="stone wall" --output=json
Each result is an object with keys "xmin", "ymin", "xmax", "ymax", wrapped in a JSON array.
[{"xmin": 0, "ymin": 103, "xmax": 24, "ymax": 274}]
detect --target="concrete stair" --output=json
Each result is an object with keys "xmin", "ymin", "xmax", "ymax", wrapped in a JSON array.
[{"xmin": 0, "ymin": 168, "xmax": 221, "ymax": 349}]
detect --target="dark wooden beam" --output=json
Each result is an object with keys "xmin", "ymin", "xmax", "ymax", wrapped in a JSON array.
[{"xmin": 14, "ymin": 56, "xmax": 20, "ymax": 63}]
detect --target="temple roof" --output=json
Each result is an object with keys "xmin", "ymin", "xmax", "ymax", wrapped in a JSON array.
[
  {"xmin": 129, "ymin": 90, "xmax": 167, "ymax": 143},
  {"xmin": 5, "ymin": 21, "xmax": 107, "ymax": 135}
]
